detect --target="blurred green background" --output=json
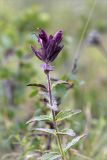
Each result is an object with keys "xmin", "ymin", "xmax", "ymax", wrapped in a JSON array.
[{"xmin": 0, "ymin": 0, "xmax": 107, "ymax": 160}]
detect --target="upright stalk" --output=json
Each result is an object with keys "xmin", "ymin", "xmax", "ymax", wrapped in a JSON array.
[{"xmin": 46, "ymin": 72, "xmax": 66, "ymax": 160}]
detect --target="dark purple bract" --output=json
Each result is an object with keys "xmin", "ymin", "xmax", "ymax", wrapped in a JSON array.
[{"xmin": 31, "ymin": 29, "xmax": 64, "ymax": 65}]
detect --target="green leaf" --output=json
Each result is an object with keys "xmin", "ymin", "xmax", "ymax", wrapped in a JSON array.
[
  {"xmin": 29, "ymin": 90, "xmax": 37, "ymax": 97},
  {"xmin": 64, "ymin": 134, "xmax": 86, "ymax": 152},
  {"xmin": 26, "ymin": 115, "xmax": 52, "ymax": 124},
  {"xmin": 56, "ymin": 109, "xmax": 81, "ymax": 122},
  {"xmin": 58, "ymin": 129, "xmax": 76, "ymax": 137},
  {"xmin": 41, "ymin": 152, "xmax": 61, "ymax": 160},
  {"xmin": 52, "ymin": 80, "xmax": 73, "ymax": 89},
  {"xmin": 33, "ymin": 128, "xmax": 55, "ymax": 135}
]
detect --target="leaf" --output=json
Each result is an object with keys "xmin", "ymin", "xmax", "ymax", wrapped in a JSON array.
[
  {"xmin": 64, "ymin": 134, "xmax": 87, "ymax": 152},
  {"xmin": 58, "ymin": 129, "xmax": 76, "ymax": 137},
  {"xmin": 27, "ymin": 83, "xmax": 48, "ymax": 92},
  {"xmin": 56, "ymin": 109, "xmax": 81, "ymax": 122},
  {"xmin": 29, "ymin": 90, "xmax": 37, "ymax": 97},
  {"xmin": 52, "ymin": 80, "xmax": 73, "ymax": 89},
  {"xmin": 41, "ymin": 152, "xmax": 61, "ymax": 160},
  {"xmin": 26, "ymin": 115, "xmax": 52, "ymax": 124},
  {"xmin": 32, "ymin": 128, "xmax": 55, "ymax": 135}
]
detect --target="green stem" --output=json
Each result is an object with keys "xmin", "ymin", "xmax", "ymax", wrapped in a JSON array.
[{"xmin": 46, "ymin": 72, "xmax": 66, "ymax": 160}]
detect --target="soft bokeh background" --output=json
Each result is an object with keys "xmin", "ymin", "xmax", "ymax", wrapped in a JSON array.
[{"xmin": 0, "ymin": 0, "xmax": 107, "ymax": 159}]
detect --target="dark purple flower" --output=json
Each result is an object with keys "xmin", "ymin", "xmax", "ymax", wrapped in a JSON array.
[{"xmin": 31, "ymin": 29, "xmax": 64, "ymax": 72}]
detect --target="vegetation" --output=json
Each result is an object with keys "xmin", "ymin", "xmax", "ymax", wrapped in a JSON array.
[{"xmin": 0, "ymin": 1, "xmax": 107, "ymax": 160}]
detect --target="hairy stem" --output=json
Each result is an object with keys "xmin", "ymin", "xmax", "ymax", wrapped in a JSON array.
[{"xmin": 46, "ymin": 72, "xmax": 66, "ymax": 160}]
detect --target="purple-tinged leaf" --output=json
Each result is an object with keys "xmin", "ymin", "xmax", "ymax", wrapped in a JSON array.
[
  {"xmin": 58, "ymin": 129, "xmax": 76, "ymax": 137},
  {"xmin": 32, "ymin": 128, "xmax": 55, "ymax": 135},
  {"xmin": 27, "ymin": 83, "xmax": 48, "ymax": 92}
]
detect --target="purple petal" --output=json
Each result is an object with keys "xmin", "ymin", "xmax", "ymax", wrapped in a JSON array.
[
  {"xmin": 53, "ymin": 30, "xmax": 63, "ymax": 44},
  {"xmin": 49, "ymin": 45, "xmax": 64, "ymax": 62},
  {"xmin": 49, "ymin": 35, "xmax": 53, "ymax": 40},
  {"xmin": 39, "ymin": 29, "xmax": 48, "ymax": 43},
  {"xmin": 38, "ymin": 29, "xmax": 49, "ymax": 51},
  {"xmin": 31, "ymin": 46, "xmax": 43, "ymax": 61},
  {"xmin": 46, "ymin": 39, "xmax": 55, "ymax": 60},
  {"xmin": 31, "ymin": 29, "xmax": 64, "ymax": 63}
]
